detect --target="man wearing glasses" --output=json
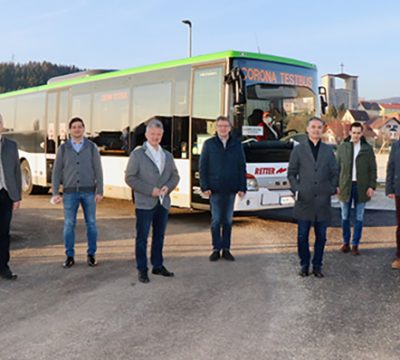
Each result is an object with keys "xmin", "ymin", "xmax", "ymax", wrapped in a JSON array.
[{"xmin": 200, "ymin": 116, "xmax": 247, "ymax": 262}]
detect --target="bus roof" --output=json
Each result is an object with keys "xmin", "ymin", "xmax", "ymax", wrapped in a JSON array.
[{"xmin": 0, "ymin": 50, "xmax": 316, "ymax": 99}]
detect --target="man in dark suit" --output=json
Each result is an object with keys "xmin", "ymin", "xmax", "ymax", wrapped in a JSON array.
[
  {"xmin": 288, "ymin": 117, "xmax": 338, "ymax": 278},
  {"xmin": 386, "ymin": 138, "xmax": 400, "ymax": 269},
  {"xmin": 0, "ymin": 113, "xmax": 22, "ymax": 280}
]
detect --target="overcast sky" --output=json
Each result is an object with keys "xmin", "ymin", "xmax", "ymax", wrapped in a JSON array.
[{"xmin": 1, "ymin": 0, "xmax": 399, "ymax": 99}]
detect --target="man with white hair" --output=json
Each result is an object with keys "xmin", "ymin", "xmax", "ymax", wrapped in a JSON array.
[
  {"xmin": 0, "ymin": 113, "xmax": 22, "ymax": 280},
  {"xmin": 125, "ymin": 118, "xmax": 180, "ymax": 283}
]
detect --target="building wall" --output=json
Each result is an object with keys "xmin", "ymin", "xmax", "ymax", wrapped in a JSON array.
[
  {"xmin": 345, "ymin": 77, "xmax": 358, "ymax": 109},
  {"xmin": 380, "ymin": 107, "xmax": 400, "ymax": 116},
  {"xmin": 342, "ymin": 110, "xmax": 354, "ymax": 123},
  {"xmin": 358, "ymin": 104, "xmax": 380, "ymax": 118},
  {"xmin": 321, "ymin": 74, "xmax": 358, "ymax": 110},
  {"xmin": 336, "ymin": 89, "xmax": 351, "ymax": 109}
]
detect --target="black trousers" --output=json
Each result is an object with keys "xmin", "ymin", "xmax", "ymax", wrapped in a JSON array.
[{"xmin": 0, "ymin": 189, "xmax": 13, "ymax": 270}]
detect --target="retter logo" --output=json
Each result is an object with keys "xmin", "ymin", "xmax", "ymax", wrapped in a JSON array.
[{"xmin": 254, "ymin": 167, "xmax": 287, "ymax": 175}]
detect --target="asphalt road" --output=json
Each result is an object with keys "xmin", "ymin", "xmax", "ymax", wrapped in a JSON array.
[{"xmin": 0, "ymin": 195, "xmax": 399, "ymax": 360}]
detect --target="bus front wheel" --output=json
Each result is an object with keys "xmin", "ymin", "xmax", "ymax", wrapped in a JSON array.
[
  {"xmin": 21, "ymin": 160, "xmax": 33, "ymax": 194},
  {"xmin": 20, "ymin": 160, "xmax": 48, "ymax": 195}
]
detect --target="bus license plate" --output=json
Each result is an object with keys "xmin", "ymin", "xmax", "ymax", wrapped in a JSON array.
[{"xmin": 280, "ymin": 195, "xmax": 294, "ymax": 206}]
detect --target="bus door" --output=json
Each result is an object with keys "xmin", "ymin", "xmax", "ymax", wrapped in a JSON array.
[
  {"xmin": 45, "ymin": 90, "xmax": 69, "ymax": 183},
  {"xmin": 190, "ymin": 64, "xmax": 226, "ymax": 208}
]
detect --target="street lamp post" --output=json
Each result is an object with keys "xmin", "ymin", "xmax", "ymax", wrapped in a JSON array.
[{"xmin": 181, "ymin": 20, "xmax": 192, "ymax": 57}]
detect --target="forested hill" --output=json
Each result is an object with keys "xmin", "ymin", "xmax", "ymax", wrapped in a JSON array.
[{"xmin": 0, "ymin": 61, "xmax": 82, "ymax": 94}]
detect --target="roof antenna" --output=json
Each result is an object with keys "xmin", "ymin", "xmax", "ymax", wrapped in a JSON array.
[{"xmin": 255, "ymin": 34, "xmax": 261, "ymax": 53}]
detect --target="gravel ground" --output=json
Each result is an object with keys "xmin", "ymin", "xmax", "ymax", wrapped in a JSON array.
[{"xmin": 0, "ymin": 195, "xmax": 399, "ymax": 360}]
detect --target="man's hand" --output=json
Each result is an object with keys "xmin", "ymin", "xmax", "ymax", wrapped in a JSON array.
[
  {"xmin": 366, "ymin": 188, "xmax": 375, "ymax": 198},
  {"xmin": 203, "ymin": 190, "xmax": 212, "ymax": 197},
  {"xmin": 51, "ymin": 195, "xmax": 62, "ymax": 205},
  {"xmin": 388, "ymin": 193, "xmax": 396, "ymax": 199},
  {"xmin": 238, "ymin": 191, "xmax": 246, "ymax": 198},
  {"xmin": 13, "ymin": 201, "xmax": 21, "ymax": 211},
  {"xmin": 95, "ymin": 194, "xmax": 103, "ymax": 204},
  {"xmin": 152, "ymin": 187, "xmax": 161, "ymax": 197},
  {"xmin": 160, "ymin": 186, "xmax": 169, "ymax": 196}
]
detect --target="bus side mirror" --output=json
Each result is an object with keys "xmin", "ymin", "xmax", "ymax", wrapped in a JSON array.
[
  {"xmin": 225, "ymin": 67, "xmax": 246, "ymax": 106},
  {"xmin": 225, "ymin": 67, "xmax": 246, "ymax": 138},
  {"xmin": 319, "ymin": 86, "xmax": 328, "ymax": 115}
]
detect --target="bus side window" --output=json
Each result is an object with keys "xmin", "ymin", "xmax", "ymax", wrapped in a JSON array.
[
  {"xmin": 129, "ymin": 116, "xmax": 189, "ymax": 158},
  {"xmin": 159, "ymin": 116, "xmax": 172, "ymax": 153},
  {"xmin": 91, "ymin": 131, "xmax": 124, "ymax": 151},
  {"xmin": 129, "ymin": 123, "xmax": 147, "ymax": 152}
]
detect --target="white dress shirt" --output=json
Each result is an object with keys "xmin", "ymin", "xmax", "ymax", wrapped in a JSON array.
[
  {"xmin": 146, "ymin": 142, "xmax": 164, "ymax": 174},
  {"xmin": 0, "ymin": 135, "xmax": 7, "ymax": 191},
  {"xmin": 352, "ymin": 141, "xmax": 361, "ymax": 181}
]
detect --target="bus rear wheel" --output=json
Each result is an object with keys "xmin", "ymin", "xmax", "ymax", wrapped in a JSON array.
[{"xmin": 20, "ymin": 160, "xmax": 48, "ymax": 195}]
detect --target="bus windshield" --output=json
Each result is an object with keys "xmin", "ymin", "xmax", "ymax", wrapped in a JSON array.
[
  {"xmin": 245, "ymin": 84, "xmax": 316, "ymax": 139},
  {"xmin": 231, "ymin": 57, "xmax": 318, "ymax": 142}
]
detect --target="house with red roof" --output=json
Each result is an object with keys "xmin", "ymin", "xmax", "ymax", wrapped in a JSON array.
[{"xmin": 380, "ymin": 103, "xmax": 400, "ymax": 116}]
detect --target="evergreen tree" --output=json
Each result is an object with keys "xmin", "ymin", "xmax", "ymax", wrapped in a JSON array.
[{"xmin": 0, "ymin": 61, "xmax": 83, "ymax": 93}]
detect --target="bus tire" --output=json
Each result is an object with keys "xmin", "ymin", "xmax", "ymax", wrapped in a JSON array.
[
  {"xmin": 21, "ymin": 160, "xmax": 34, "ymax": 194},
  {"xmin": 20, "ymin": 159, "xmax": 46, "ymax": 195}
]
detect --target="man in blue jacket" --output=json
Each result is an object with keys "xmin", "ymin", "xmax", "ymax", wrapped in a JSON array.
[{"xmin": 199, "ymin": 116, "xmax": 247, "ymax": 262}]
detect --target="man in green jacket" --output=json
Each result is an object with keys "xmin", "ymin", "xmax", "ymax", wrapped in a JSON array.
[{"xmin": 337, "ymin": 122, "xmax": 377, "ymax": 255}]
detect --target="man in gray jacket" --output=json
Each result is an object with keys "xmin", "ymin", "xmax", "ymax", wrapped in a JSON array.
[
  {"xmin": 288, "ymin": 117, "xmax": 338, "ymax": 278},
  {"xmin": 51, "ymin": 117, "xmax": 103, "ymax": 269},
  {"xmin": 0, "ymin": 114, "xmax": 22, "ymax": 280},
  {"xmin": 125, "ymin": 119, "xmax": 180, "ymax": 283}
]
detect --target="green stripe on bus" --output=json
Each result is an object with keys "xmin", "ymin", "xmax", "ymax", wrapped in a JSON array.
[{"xmin": 0, "ymin": 50, "xmax": 316, "ymax": 99}]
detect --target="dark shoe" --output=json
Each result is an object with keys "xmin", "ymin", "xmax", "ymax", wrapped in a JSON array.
[
  {"xmin": 351, "ymin": 246, "xmax": 360, "ymax": 256},
  {"xmin": 222, "ymin": 249, "xmax": 235, "ymax": 261},
  {"xmin": 209, "ymin": 250, "xmax": 220, "ymax": 262},
  {"xmin": 87, "ymin": 255, "xmax": 97, "ymax": 267},
  {"xmin": 63, "ymin": 256, "xmax": 75, "ymax": 268},
  {"xmin": 298, "ymin": 268, "xmax": 309, "ymax": 277},
  {"xmin": 138, "ymin": 271, "xmax": 150, "ymax": 283},
  {"xmin": 0, "ymin": 268, "xmax": 18, "ymax": 280},
  {"xmin": 152, "ymin": 266, "xmax": 174, "ymax": 277},
  {"xmin": 313, "ymin": 269, "xmax": 324, "ymax": 278},
  {"xmin": 340, "ymin": 244, "xmax": 351, "ymax": 253}
]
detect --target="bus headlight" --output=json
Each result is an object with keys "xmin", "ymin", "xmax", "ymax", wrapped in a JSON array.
[{"xmin": 246, "ymin": 174, "xmax": 259, "ymax": 191}]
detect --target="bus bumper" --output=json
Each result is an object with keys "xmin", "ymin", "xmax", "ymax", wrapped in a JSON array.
[{"xmin": 234, "ymin": 188, "xmax": 294, "ymax": 212}]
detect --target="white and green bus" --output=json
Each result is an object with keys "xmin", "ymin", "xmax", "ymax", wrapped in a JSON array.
[{"xmin": 0, "ymin": 50, "xmax": 322, "ymax": 211}]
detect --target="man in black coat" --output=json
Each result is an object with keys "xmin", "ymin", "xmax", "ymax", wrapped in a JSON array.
[
  {"xmin": 0, "ymin": 114, "xmax": 22, "ymax": 280},
  {"xmin": 386, "ymin": 139, "xmax": 400, "ymax": 269},
  {"xmin": 200, "ymin": 116, "xmax": 247, "ymax": 262},
  {"xmin": 288, "ymin": 117, "xmax": 338, "ymax": 278}
]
